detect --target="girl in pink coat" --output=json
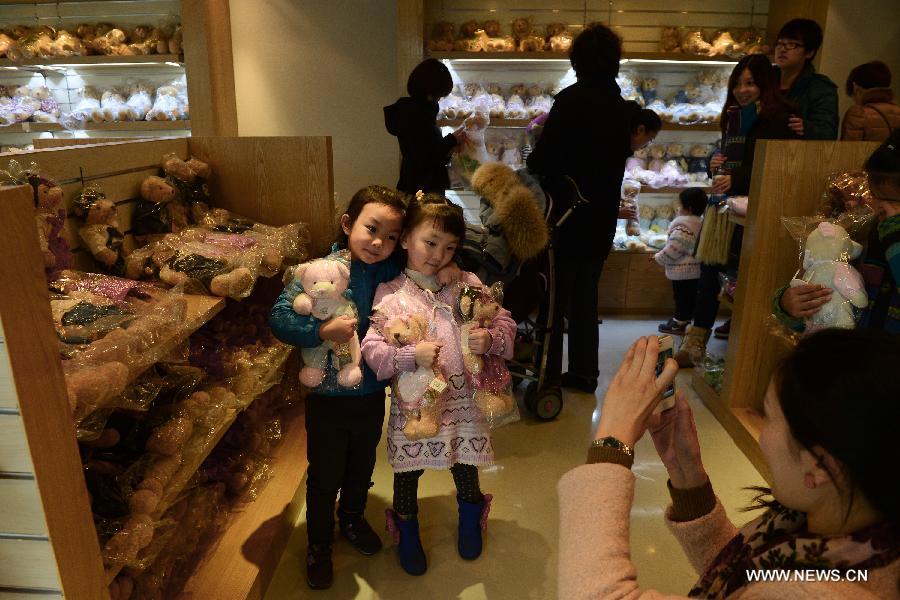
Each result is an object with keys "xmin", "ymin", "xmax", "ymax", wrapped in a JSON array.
[{"xmin": 361, "ymin": 193, "xmax": 516, "ymax": 576}]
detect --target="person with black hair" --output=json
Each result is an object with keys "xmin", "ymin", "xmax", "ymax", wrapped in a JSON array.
[
  {"xmin": 654, "ymin": 188, "xmax": 706, "ymax": 335},
  {"xmin": 677, "ymin": 54, "xmax": 798, "ymax": 366},
  {"xmin": 774, "ymin": 18, "xmax": 839, "ymax": 140},
  {"xmin": 558, "ymin": 330, "xmax": 900, "ymax": 599},
  {"xmin": 626, "ymin": 101, "xmax": 662, "ymax": 151},
  {"xmin": 841, "ymin": 61, "xmax": 900, "ymax": 141},
  {"xmin": 526, "ymin": 23, "xmax": 634, "ymax": 394},
  {"xmin": 776, "ymin": 132, "xmax": 900, "ymax": 333},
  {"xmin": 384, "ymin": 58, "xmax": 464, "ymax": 195}
]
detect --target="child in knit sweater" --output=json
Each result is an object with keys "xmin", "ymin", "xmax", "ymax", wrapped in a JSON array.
[{"xmin": 655, "ymin": 188, "xmax": 707, "ymax": 335}]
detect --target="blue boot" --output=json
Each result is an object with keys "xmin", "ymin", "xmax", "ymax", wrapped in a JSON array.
[
  {"xmin": 386, "ymin": 509, "xmax": 427, "ymax": 576},
  {"xmin": 457, "ymin": 494, "xmax": 492, "ymax": 560}
]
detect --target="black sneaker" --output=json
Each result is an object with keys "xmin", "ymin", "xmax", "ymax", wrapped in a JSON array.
[
  {"xmin": 338, "ymin": 510, "xmax": 383, "ymax": 556},
  {"xmin": 659, "ymin": 318, "xmax": 689, "ymax": 335},
  {"xmin": 561, "ymin": 372, "xmax": 597, "ymax": 394},
  {"xmin": 305, "ymin": 544, "xmax": 333, "ymax": 590},
  {"xmin": 714, "ymin": 319, "xmax": 731, "ymax": 340}
]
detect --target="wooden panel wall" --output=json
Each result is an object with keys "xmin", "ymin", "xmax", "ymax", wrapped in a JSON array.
[
  {"xmin": 182, "ymin": 0, "xmax": 238, "ymax": 136},
  {"xmin": 398, "ymin": 0, "xmax": 426, "ymax": 95},
  {"xmin": 765, "ymin": 0, "xmax": 829, "ymax": 49},
  {"xmin": 188, "ymin": 136, "xmax": 335, "ymax": 256},
  {"xmin": 0, "ymin": 184, "xmax": 100, "ymax": 598},
  {"xmin": 423, "ymin": 0, "xmax": 769, "ymax": 53},
  {"xmin": 722, "ymin": 140, "xmax": 879, "ymax": 414}
]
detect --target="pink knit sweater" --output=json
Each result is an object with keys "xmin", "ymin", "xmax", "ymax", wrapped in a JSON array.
[{"xmin": 558, "ymin": 463, "xmax": 900, "ymax": 599}]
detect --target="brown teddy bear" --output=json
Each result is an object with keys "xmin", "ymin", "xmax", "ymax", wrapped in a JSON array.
[
  {"xmin": 456, "ymin": 285, "xmax": 515, "ymax": 421},
  {"xmin": 64, "ymin": 361, "xmax": 130, "ymax": 413},
  {"xmin": 427, "ymin": 21, "xmax": 455, "ymax": 52},
  {"xmin": 73, "ymin": 186, "xmax": 125, "ymax": 275},
  {"xmin": 133, "ymin": 175, "xmax": 189, "ymax": 243},
  {"xmin": 382, "ymin": 314, "xmax": 444, "ymax": 441},
  {"xmin": 545, "ymin": 22, "xmax": 573, "ymax": 52},
  {"xmin": 660, "ymin": 26, "xmax": 680, "ymax": 53},
  {"xmin": 511, "ymin": 16, "xmax": 543, "ymax": 52}
]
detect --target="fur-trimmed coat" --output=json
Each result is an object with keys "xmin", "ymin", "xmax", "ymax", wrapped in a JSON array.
[{"xmin": 461, "ymin": 162, "xmax": 549, "ymax": 285}]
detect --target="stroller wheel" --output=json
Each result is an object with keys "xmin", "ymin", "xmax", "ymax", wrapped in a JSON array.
[{"xmin": 525, "ymin": 382, "xmax": 563, "ymax": 421}]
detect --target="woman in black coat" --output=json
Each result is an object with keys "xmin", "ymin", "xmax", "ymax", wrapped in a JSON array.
[
  {"xmin": 526, "ymin": 24, "xmax": 635, "ymax": 393},
  {"xmin": 675, "ymin": 54, "xmax": 798, "ymax": 366},
  {"xmin": 384, "ymin": 58, "xmax": 463, "ymax": 195}
]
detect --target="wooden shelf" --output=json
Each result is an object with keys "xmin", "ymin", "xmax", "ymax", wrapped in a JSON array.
[
  {"xmin": 662, "ymin": 122, "xmax": 721, "ymax": 131},
  {"xmin": 430, "ymin": 51, "xmax": 739, "ymax": 63},
  {"xmin": 0, "ymin": 55, "xmax": 184, "ymax": 68},
  {"xmin": 180, "ymin": 402, "xmax": 308, "ymax": 600},
  {"xmin": 437, "ymin": 119, "xmax": 719, "ymax": 131},
  {"xmin": 641, "ymin": 185, "xmax": 712, "ymax": 194},
  {"xmin": 0, "ymin": 120, "xmax": 191, "ymax": 136}
]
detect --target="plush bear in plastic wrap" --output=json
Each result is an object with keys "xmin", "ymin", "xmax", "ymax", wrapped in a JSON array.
[
  {"xmin": 485, "ymin": 140, "xmax": 501, "ymax": 161},
  {"xmin": 790, "ymin": 222, "xmax": 867, "ymax": 331},
  {"xmin": 73, "ymin": 186, "xmax": 126, "ymax": 275},
  {"xmin": 648, "ymin": 144, "xmax": 667, "ymax": 172},
  {"xmin": 457, "ymin": 284, "xmax": 514, "ymax": 421},
  {"xmin": 30, "ymin": 86, "xmax": 60, "ymax": 122},
  {"xmin": 29, "ymin": 173, "xmax": 70, "ymax": 273},
  {"xmin": 660, "ymin": 26, "xmax": 680, "ymax": 52},
  {"xmin": 161, "ymin": 153, "xmax": 212, "ymax": 217},
  {"xmin": 639, "ymin": 204, "xmax": 656, "ymax": 231},
  {"xmin": 382, "ymin": 314, "xmax": 444, "ymax": 441},
  {"xmin": 147, "ymin": 83, "xmax": 186, "ymax": 120},
  {"xmin": 51, "ymin": 29, "xmax": 84, "ymax": 56},
  {"xmin": 545, "ymin": 22, "xmax": 573, "ymax": 52},
  {"xmin": 505, "ymin": 93, "xmax": 525, "ymax": 119},
  {"xmin": 482, "ymin": 19, "xmax": 501, "ymax": 37},
  {"xmin": 512, "ymin": 17, "xmax": 543, "ymax": 52},
  {"xmin": 666, "ymin": 143, "xmax": 689, "ymax": 173},
  {"xmin": 427, "ymin": 21, "xmax": 455, "ymax": 52},
  {"xmin": 101, "ymin": 87, "xmax": 134, "ymax": 122},
  {"xmin": 687, "ymin": 144, "xmax": 711, "ymax": 183},
  {"xmin": 291, "ymin": 254, "xmax": 362, "ymax": 388},
  {"xmin": 500, "ymin": 137, "xmax": 522, "ymax": 168},
  {"xmin": 709, "ymin": 30, "xmax": 737, "ymax": 56},
  {"xmin": 156, "ymin": 231, "xmax": 256, "ymax": 298},
  {"xmin": 651, "ymin": 203, "xmax": 675, "ymax": 233},
  {"xmin": 454, "ymin": 20, "xmax": 486, "ymax": 52},
  {"xmin": 133, "ymin": 175, "xmax": 189, "ymax": 243},
  {"xmin": 0, "ymin": 32, "xmax": 15, "ymax": 57},
  {"xmin": 89, "ymin": 28, "xmax": 128, "ymax": 55},
  {"xmin": 641, "ymin": 78, "xmax": 658, "ymax": 104},
  {"xmin": 621, "ymin": 179, "xmax": 642, "ymax": 236},
  {"xmin": 125, "ymin": 82, "xmax": 153, "ymax": 120},
  {"xmin": 681, "ymin": 29, "xmax": 713, "ymax": 55}
]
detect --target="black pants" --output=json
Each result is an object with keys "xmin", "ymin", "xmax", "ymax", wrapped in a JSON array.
[
  {"xmin": 693, "ymin": 226, "xmax": 744, "ymax": 330},
  {"xmin": 393, "ymin": 464, "xmax": 482, "ymax": 515},
  {"xmin": 672, "ymin": 279, "xmax": 700, "ymax": 322},
  {"xmin": 305, "ymin": 391, "xmax": 386, "ymax": 547},
  {"xmin": 545, "ymin": 237, "xmax": 611, "ymax": 384}
]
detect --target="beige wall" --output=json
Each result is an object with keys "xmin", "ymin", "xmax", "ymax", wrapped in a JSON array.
[
  {"xmin": 228, "ymin": 0, "xmax": 400, "ymax": 212},
  {"xmin": 818, "ymin": 0, "xmax": 900, "ymax": 127}
]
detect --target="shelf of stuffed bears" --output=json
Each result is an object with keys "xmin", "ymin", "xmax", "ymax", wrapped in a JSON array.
[
  {"xmin": 0, "ymin": 0, "xmax": 192, "ymax": 153},
  {"xmin": 693, "ymin": 139, "xmax": 881, "ymax": 483},
  {"xmin": 0, "ymin": 135, "xmax": 336, "ymax": 599}
]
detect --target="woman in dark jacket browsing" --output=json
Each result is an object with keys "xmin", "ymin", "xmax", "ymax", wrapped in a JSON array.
[
  {"xmin": 526, "ymin": 23, "xmax": 635, "ymax": 394},
  {"xmin": 384, "ymin": 58, "xmax": 463, "ymax": 195},
  {"xmin": 676, "ymin": 54, "xmax": 798, "ymax": 366}
]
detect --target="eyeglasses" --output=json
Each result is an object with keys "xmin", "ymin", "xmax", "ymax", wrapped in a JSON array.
[{"xmin": 775, "ymin": 39, "xmax": 804, "ymax": 51}]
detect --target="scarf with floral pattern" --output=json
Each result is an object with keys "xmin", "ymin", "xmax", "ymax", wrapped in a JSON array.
[{"xmin": 690, "ymin": 501, "xmax": 900, "ymax": 598}]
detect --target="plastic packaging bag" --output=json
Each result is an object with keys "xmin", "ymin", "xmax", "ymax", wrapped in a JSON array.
[
  {"xmin": 820, "ymin": 170, "xmax": 874, "ymax": 218},
  {"xmin": 451, "ymin": 111, "xmax": 491, "ymax": 187},
  {"xmin": 621, "ymin": 178, "xmax": 641, "ymax": 236},
  {"xmin": 696, "ymin": 185, "xmax": 736, "ymax": 266},
  {"xmin": 370, "ymin": 289, "xmax": 447, "ymax": 441},
  {"xmin": 290, "ymin": 250, "xmax": 363, "ymax": 392},
  {"xmin": 456, "ymin": 282, "xmax": 518, "ymax": 428},
  {"xmin": 779, "ymin": 210, "xmax": 874, "ymax": 333}
]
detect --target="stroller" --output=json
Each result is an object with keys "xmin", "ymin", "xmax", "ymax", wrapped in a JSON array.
[{"xmin": 459, "ymin": 165, "xmax": 591, "ymax": 421}]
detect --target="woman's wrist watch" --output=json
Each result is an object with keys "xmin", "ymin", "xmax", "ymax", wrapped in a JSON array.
[{"xmin": 587, "ymin": 436, "xmax": 635, "ymax": 468}]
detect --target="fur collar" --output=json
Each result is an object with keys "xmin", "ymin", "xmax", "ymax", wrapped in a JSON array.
[{"xmin": 470, "ymin": 162, "xmax": 549, "ymax": 260}]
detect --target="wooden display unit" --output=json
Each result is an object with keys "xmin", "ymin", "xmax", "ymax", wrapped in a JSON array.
[
  {"xmin": 694, "ymin": 140, "xmax": 880, "ymax": 481},
  {"xmin": 0, "ymin": 136, "xmax": 333, "ymax": 598}
]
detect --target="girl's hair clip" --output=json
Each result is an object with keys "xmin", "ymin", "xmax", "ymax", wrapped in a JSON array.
[{"xmin": 415, "ymin": 189, "xmax": 425, "ymax": 201}]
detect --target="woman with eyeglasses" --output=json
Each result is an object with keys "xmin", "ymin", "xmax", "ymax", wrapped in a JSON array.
[{"xmin": 773, "ymin": 18, "xmax": 839, "ymax": 140}]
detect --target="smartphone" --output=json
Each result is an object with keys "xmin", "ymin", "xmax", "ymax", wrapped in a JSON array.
[{"xmin": 654, "ymin": 335, "xmax": 676, "ymax": 413}]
